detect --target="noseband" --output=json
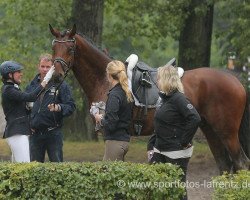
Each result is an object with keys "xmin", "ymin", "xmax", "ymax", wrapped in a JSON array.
[
  {"xmin": 52, "ymin": 38, "xmax": 76, "ymax": 76},
  {"xmin": 51, "ymin": 38, "xmax": 76, "ymax": 94}
]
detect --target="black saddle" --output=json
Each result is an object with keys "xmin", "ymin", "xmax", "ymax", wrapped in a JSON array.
[
  {"xmin": 132, "ymin": 61, "xmax": 159, "ymax": 106},
  {"xmin": 130, "ymin": 58, "xmax": 177, "ymax": 136}
]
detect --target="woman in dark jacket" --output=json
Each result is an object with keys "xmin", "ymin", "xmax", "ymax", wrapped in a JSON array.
[
  {"xmin": 0, "ymin": 60, "xmax": 53, "ymax": 162},
  {"xmin": 94, "ymin": 60, "xmax": 133, "ymax": 161},
  {"xmin": 147, "ymin": 65, "xmax": 201, "ymax": 200}
]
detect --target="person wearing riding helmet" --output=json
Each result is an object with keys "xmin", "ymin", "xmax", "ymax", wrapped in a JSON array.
[{"xmin": 0, "ymin": 60, "xmax": 54, "ymax": 162}]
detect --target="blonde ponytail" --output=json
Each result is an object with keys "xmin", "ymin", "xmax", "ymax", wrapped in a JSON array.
[{"xmin": 107, "ymin": 60, "xmax": 134, "ymax": 102}]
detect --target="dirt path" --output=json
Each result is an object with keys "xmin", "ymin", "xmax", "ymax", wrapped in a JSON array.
[{"xmin": 187, "ymin": 155, "xmax": 219, "ymax": 200}]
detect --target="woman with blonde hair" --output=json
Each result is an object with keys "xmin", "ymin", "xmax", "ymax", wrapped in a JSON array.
[
  {"xmin": 147, "ymin": 65, "xmax": 200, "ymax": 200},
  {"xmin": 94, "ymin": 60, "xmax": 133, "ymax": 161}
]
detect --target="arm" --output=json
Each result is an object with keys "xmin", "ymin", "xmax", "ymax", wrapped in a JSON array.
[
  {"xmin": 175, "ymin": 94, "xmax": 201, "ymax": 147},
  {"xmin": 101, "ymin": 94, "xmax": 120, "ymax": 133},
  {"xmin": 147, "ymin": 134, "xmax": 156, "ymax": 162},
  {"xmin": 49, "ymin": 83, "xmax": 76, "ymax": 117},
  {"xmin": 4, "ymin": 85, "xmax": 44, "ymax": 102},
  {"xmin": 147, "ymin": 134, "xmax": 156, "ymax": 151}
]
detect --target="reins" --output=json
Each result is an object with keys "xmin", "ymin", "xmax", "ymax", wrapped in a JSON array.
[{"xmin": 49, "ymin": 38, "xmax": 76, "ymax": 127}]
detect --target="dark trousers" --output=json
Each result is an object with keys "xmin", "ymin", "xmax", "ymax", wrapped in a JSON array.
[
  {"xmin": 29, "ymin": 130, "xmax": 63, "ymax": 162},
  {"xmin": 150, "ymin": 152, "xmax": 190, "ymax": 200}
]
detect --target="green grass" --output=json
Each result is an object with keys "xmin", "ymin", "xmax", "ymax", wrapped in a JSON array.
[{"xmin": 0, "ymin": 136, "xmax": 212, "ymax": 163}]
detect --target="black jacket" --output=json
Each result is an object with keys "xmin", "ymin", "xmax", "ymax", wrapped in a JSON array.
[
  {"xmin": 102, "ymin": 84, "xmax": 132, "ymax": 142},
  {"xmin": 147, "ymin": 90, "xmax": 201, "ymax": 151},
  {"xmin": 1, "ymin": 82, "xmax": 43, "ymax": 138},
  {"xmin": 25, "ymin": 75, "xmax": 76, "ymax": 132}
]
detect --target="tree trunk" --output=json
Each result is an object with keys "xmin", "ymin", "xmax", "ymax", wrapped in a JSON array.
[
  {"xmin": 64, "ymin": 0, "xmax": 104, "ymax": 141},
  {"xmin": 178, "ymin": 0, "xmax": 214, "ymax": 70}
]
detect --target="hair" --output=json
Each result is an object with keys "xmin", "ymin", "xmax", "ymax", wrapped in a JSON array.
[
  {"xmin": 1, "ymin": 74, "xmax": 9, "ymax": 83},
  {"xmin": 157, "ymin": 65, "xmax": 184, "ymax": 94},
  {"xmin": 106, "ymin": 60, "xmax": 133, "ymax": 102},
  {"xmin": 39, "ymin": 53, "xmax": 52, "ymax": 63}
]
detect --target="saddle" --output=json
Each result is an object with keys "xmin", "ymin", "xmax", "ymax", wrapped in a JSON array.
[
  {"xmin": 127, "ymin": 56, "xmax": 181, "ymax": 135},
  {"xmin": 132, "ymin": 61, "xmax": 159, "ymax": 107}
]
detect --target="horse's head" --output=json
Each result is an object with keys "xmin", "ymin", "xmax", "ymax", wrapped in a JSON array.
[{"xmin": 49, "ymin": 24, "xmax": 77, "ymax": 82}]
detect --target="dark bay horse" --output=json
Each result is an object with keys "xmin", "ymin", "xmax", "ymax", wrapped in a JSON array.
[{"xmin": 49, "ymin": 25, "xmax": 250, "ymax": 173}]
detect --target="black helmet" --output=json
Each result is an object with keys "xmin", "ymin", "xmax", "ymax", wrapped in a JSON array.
[{"xmin": 0, "ymin": 61, "xmax": 23, "ymax": 77}]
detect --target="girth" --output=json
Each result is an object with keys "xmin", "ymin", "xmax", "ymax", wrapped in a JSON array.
[{"xmin": 131, "ymin": 61, "xmax": 159, "ymax": 135}]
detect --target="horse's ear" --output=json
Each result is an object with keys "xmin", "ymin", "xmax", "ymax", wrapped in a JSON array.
[
  {"xmin": 68, "ymin": 24, "xmax": 76, "ymax": 38},
  {"xmin": 49, "ymin": 24, "xmax": 60, "ymax": 37}
]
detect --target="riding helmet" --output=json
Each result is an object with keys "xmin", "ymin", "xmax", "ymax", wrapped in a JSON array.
[{"xmin": 0, "ymin": 61, "xmax": 23, "ymax": 77}]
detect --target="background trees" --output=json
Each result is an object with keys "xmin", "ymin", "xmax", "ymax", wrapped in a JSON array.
[{"xmin": 0, "ymin": 0, "xmax": 249, "ymax": 140}]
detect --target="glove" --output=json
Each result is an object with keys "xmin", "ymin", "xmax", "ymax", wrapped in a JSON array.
[
  {"xmin": 90, "ymin": 103, "xmax": 99, "ymax": 116},
  {"xmin": 26, "ymin": 102, "xmax": 34, "ymax": 110},
  {"xmin": 43, "ymin": 65, "xmax": 55, "ymax": 84}
]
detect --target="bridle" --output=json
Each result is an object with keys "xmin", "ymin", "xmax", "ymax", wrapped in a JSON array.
[
  {"xmin": 52, "ymin": 38, "xmax": 76, "ymax": 78},
  {"xmin": 51, "ymin": 38, "xmax": 76, "ymax": 91}
]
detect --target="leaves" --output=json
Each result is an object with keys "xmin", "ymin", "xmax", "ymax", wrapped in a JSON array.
[
  {"xmin": 214, "ymin": 0, "xmax": 250, "ymax": 63},
  {"xmin": 0, "ymin": 0, "xmax": 72, "ymax": 84},
  {"xmin": 0, "ymin": 162, "xmax": 185, "ymax": 199}
]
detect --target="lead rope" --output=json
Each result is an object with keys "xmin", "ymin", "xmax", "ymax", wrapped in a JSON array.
[{"xmin": 51, "ymin": 69, "xmax": 70, "ymax": 129}]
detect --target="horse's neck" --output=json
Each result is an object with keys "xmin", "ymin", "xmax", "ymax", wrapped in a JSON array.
[{"xmin": 72, "ymin": 35, "xmax": 111, "ymax": 103}]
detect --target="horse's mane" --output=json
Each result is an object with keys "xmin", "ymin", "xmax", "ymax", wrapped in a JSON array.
[
  {"xmin": 76, "ymin": 32, "xmax": 112, "ymax": 59},
  {"xmin": 76, "ymin": 32, "xmax": 102, "ymax": 50}
]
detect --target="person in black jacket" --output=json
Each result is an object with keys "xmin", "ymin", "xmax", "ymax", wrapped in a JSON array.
[
  {"xmin": 25, "ymin": 53, "xmax": 76, "ymax": 162},
  {"xmin": 94, "ymin": 60, "xmax": 133, "ymax": 161},
  {"xmin": 0, "ymin": 60, "xmax": 54, "ymax": 162},
  {"xmin": 147, "ymin": 65, "xmax": 201, "ymax": 200}
]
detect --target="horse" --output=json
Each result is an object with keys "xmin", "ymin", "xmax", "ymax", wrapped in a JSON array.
[{"xmin": 49, "ymin": 24, "xmax": 250, "ymax": 173}]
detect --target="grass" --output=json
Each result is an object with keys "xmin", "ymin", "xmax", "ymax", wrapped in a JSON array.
[{"xmin": 0, "ymin": 136, "xmax": 212, "ymax": 163}]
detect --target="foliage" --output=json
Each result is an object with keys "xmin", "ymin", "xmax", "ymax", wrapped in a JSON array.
[
  {"xmin": 0, "ymin": 162, "xmax": 185, "ymax": 200},
  {"xmin": 212, "ymin": 170, "xmax": 250, "ymax": 200},
  {"xmin": 103, "ymin": 0, "xmax": 191, "ymax": 65},
  {"xmin": 0, "ymin": 0, "xmax": 72, "ymax": 85},
  {"xmin": 214, "ymin": 0, "xmax": 250, "ymax": 64}
]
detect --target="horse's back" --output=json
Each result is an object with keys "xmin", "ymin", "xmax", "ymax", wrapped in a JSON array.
[{"xmin": 182, "ymin": 67, "xmax": 246, "ymax": 131}]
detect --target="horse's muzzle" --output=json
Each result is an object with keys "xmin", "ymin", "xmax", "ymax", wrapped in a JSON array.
[{"xmin": 52, "ymin": 73, "xmax": 64, "ymax": 83}]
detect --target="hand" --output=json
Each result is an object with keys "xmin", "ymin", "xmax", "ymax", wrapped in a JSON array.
[
  {"xmin": 42, "ymin": 65, "xmax": 55, "ymax": 86},
  {"xmin": 147, "ymin": 150, "xmax": 154, "ymax": 162},
  {"xmin": 48, "ymin": 103, "xmax": 61, "ymax": 112},
  {"xmin": 182, "ymin": 143, "xmax": 192, "ymax": 149},
  {"xmin": 26, "ymin": 102, "xmax": 34, "ymax": 110},
  {"xmin": 94, "ymin": 113, "xmax": 103, "ymax": 124}
]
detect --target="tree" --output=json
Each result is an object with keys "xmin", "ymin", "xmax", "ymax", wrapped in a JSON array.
[
  {"xmin": 0, "ymin": 0, "xmax": 72, "ymax": 84},
  {"xmin": 104, "ymin": 0, "xmax": 215, "ymax": 69},
  {"xmin": 214, "ymin": 0, "xmax": 250, "ymax": 64},
  {"xmin": 63, "ymin": 0, "xmax": 105, "ymax": 140},
  {"xmin": 178, "ymin": 0, "xmax": 214, "ymax": 69}
]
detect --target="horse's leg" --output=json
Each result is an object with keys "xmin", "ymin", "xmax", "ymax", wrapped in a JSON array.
[
  {"xmin": 200, "ymin": 122, "xmax": 232, "ymax": 173},
  {"xmin": 220, "ymin": 132, "xmax": 250, "ymax": 171}
]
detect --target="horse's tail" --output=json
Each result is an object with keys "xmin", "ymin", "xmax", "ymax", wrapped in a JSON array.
[{"xmin": 239, "ymin": 95, "xmax": 250, "ymax": 159}]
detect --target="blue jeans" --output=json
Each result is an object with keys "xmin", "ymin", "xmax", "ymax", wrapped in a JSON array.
[{"xmin": 29, "ymin": 130, "xmax": 63, "ymax": 162}]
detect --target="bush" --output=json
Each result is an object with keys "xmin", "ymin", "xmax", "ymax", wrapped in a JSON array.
[
  {"xmin": 0, "ymin": 161, "xmax": 185, "ymax": 200},
  {"xmin": 213, "ymin": 170, "xmax": 250, "ymax": 200}
]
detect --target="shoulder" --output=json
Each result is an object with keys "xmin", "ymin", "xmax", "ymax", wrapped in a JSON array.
[
  {"xmin": 2, "ymin": 84, "xmax": 14, "ymax": 92},
  {"xmin": 110, "ymin": 85, "xmax": 125, "ymax": 98},
  {"xmin": 60, "ymin": 81, "xmax": 71, "ymax": 88},
  {"xmin": 59, "ymin": 81, "xmax": 73, "ymax": 94},
  {"xmin": 26, "ymin": 74, "xmax": 40, "ymax": 89},
  {"xmin": 171, "ymin": 91, "xmax": 188, "ymax": 104}
]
